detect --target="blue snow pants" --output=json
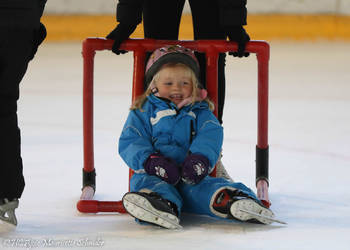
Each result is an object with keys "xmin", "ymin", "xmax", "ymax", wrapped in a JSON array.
[{"xmin": 130, "ymin": 173, "xmax": 260, "ymax": 218}]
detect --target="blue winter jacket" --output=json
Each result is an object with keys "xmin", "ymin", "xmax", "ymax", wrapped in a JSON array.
[{"xmin": 118, "ymin": 94, "xmax": 223, "ymax": 174}]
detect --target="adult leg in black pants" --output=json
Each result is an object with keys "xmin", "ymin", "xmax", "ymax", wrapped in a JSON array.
[
  {"xmin": 142, "ymin": 0, "xmax": 186, "ymax": 89},
  {"xmin": 143, "ymin": 0, "xmax": 227, "ymax": 124},
  {"xmin": 143, "ymin": 0, "xmax": 185, "ymax": 40},
  {"xmin": 0, "ymin": 0, "xmax": 46, "ymax": 226},
  {"xmin": 189, "ymin": 0, "xmax": 227, "ymax": 124},
  {"xmin": 0, "ymin": 29, "xmax": 33, "ymax": 226}
]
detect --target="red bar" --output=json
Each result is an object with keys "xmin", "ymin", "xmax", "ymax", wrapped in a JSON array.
[
  {"xmin": 82, "ymin": 40, "xmax": 96, "ymax": 173},
  {"xmin": 77, "ymin": 200, "xmax": 127, "ymax": 213},
  {"xmin": 255, "ymin": 42, "xmax": 270, "ymax": 149},
  {"xmin": 206, "ymin": 51, "xmax": 219, "ymax": 117}
]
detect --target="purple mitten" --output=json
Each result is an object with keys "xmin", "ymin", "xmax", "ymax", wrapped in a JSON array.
[
  {"xmin": 181, "ymin": 154, "xmax": 210, "ymax": 185},
  {"xmin": 143, "ymin": 153, "xmax": 180, "ymax": 185}
]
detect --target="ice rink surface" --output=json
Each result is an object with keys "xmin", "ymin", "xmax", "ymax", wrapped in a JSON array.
[{"xmin": 1, "ymin": 41, "xmax": 349, "ymax": 249}]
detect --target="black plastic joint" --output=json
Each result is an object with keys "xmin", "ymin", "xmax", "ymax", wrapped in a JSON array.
[
  {"xmin": 256, "ymin": 146, "xmax": 269, "ymax": 185},
  {"xmin": 82, "ymin": 169, "xmax": 96, "ymax": 191}
]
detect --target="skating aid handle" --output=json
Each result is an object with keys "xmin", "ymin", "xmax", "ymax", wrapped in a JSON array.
[{"xmin": 80, "ymin": 38, "xmax": 270, "ymax": 213}]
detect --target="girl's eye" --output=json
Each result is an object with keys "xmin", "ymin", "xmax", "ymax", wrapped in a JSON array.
[
  {"xmin": 183, "ymin": 82, "xmax": 190, "ymax": 85},
  {"xmin": 164, "ymin": 82, "xmax": 173, "ymax": 86}
]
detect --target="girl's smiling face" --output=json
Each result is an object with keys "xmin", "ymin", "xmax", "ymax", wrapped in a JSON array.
[{"xmin": 154, "ymin": 64, "xmax": 193, "ymax": 106}]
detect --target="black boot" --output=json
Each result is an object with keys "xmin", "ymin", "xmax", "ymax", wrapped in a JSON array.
[{"xmin": 122, "ymin": 191, "xmax": 181, "ymax": 229}]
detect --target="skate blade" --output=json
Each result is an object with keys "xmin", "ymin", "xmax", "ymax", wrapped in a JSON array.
[
  {"xmin": 239, "ymin": 208, "xmax": 287, "ymax": 225},
  {"xmin": 230, "ymin": 199, "xmax": 284, "ymax": 225},
  {"xmin": 123, "ymin": 194, "xmax": 182, "ymax": 230},
  {"xmin": 0, "ymin": 200, "xmax": 18, "ymax": 226},
  {"xmin": 0, "ymin": 211, "xmax": 17, "ymax": 226}
]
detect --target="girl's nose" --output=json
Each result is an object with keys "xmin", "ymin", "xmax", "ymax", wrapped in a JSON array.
[{"xmin": 172, "ymin": 82, "xmax": 181, "ymax": 90}]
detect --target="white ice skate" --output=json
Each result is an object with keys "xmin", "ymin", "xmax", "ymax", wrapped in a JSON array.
[
  {"xmin": 123, "ymin": 192, "xmax": 182, "ymax": 230},
  {"xmin": 230, "ymin": 198, "xmax": 286, "ymax": 225},
  {"xmin": 211, "ymin": 188, "xmax": 286, "ymax": 225},
  {"xmin": 0, "ymin": 199, "xmax": 19, "ymax": 226}
]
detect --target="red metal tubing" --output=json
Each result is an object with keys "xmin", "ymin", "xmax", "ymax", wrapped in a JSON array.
[
  {"xmin": 132, "ymin": 49, "xmax": 147, "ymax": 101},
  {"xmin": 82, "ymin": 38, "xmax": 268, "ymax": 58},
  {"xmin": 80, "ymin": 38, "xmax": 270, "ymax": 212},
  {"xmin": 77, "ymin": 200, "xmax": 127, "ymax": 213},
  {"xmin": 82, "ymin": 40, "xmax": 96, "ymax": 173},
  {"xmin": 206, "ymin": 51, "xmax": 219, "ymax": 117},
  {"xmin": 255, "ymin": 42, "xmax": 270, "ymax": 149}
]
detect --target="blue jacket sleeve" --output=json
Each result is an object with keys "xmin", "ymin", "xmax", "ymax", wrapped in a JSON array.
[
  {"xmin": 189, "ymin": 109, "xmax": 223, "ymax": 172},
  {"xmin": 118, "ymin": 110, "xmax": 154, "ymax": 173}
]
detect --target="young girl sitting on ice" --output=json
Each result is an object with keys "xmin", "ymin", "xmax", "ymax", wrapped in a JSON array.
[{"xmin": 118, "ymin": 45, "xmax": 278, "ymax": 229}]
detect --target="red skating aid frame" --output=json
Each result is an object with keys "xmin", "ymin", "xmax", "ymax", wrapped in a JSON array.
[{"xmin": 77, "ymin": 38, "xmax": 271, "ymax": 213}]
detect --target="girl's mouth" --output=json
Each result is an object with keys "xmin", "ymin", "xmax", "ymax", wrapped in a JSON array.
[{"xmin": 170, "ymin": 94, "xmax": 183, "ymax": 100}]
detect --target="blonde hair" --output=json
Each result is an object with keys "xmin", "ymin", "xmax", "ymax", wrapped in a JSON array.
[{"xmin": 131, "ymin": 63, "xmax": 214, "ymax": 111}]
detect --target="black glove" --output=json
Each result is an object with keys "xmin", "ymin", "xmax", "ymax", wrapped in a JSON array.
[
  {"xmin": 226, "ymin": 26, "xmax": 250, "ymax": 58},
  {"xmin": 29, "ymin": 22, "xmax": 47, "ymax": 60},
  {"xmin": 106, "ymin": 23, "xmax": 137, "ymax": 55}
]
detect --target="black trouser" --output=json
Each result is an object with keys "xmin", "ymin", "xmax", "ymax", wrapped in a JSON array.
[
  {"xmin": 143, "ymin": 0, "xmax": 227, "ymax": 124},
  {"xmin": 0, "ymin": 28, "xmax": 35, "ymax": 199}
]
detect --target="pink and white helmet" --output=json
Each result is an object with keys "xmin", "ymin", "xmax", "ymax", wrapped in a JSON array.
[{"xmin": 145, "ymin": 45, "xmax": 200, "ymax": 86}]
